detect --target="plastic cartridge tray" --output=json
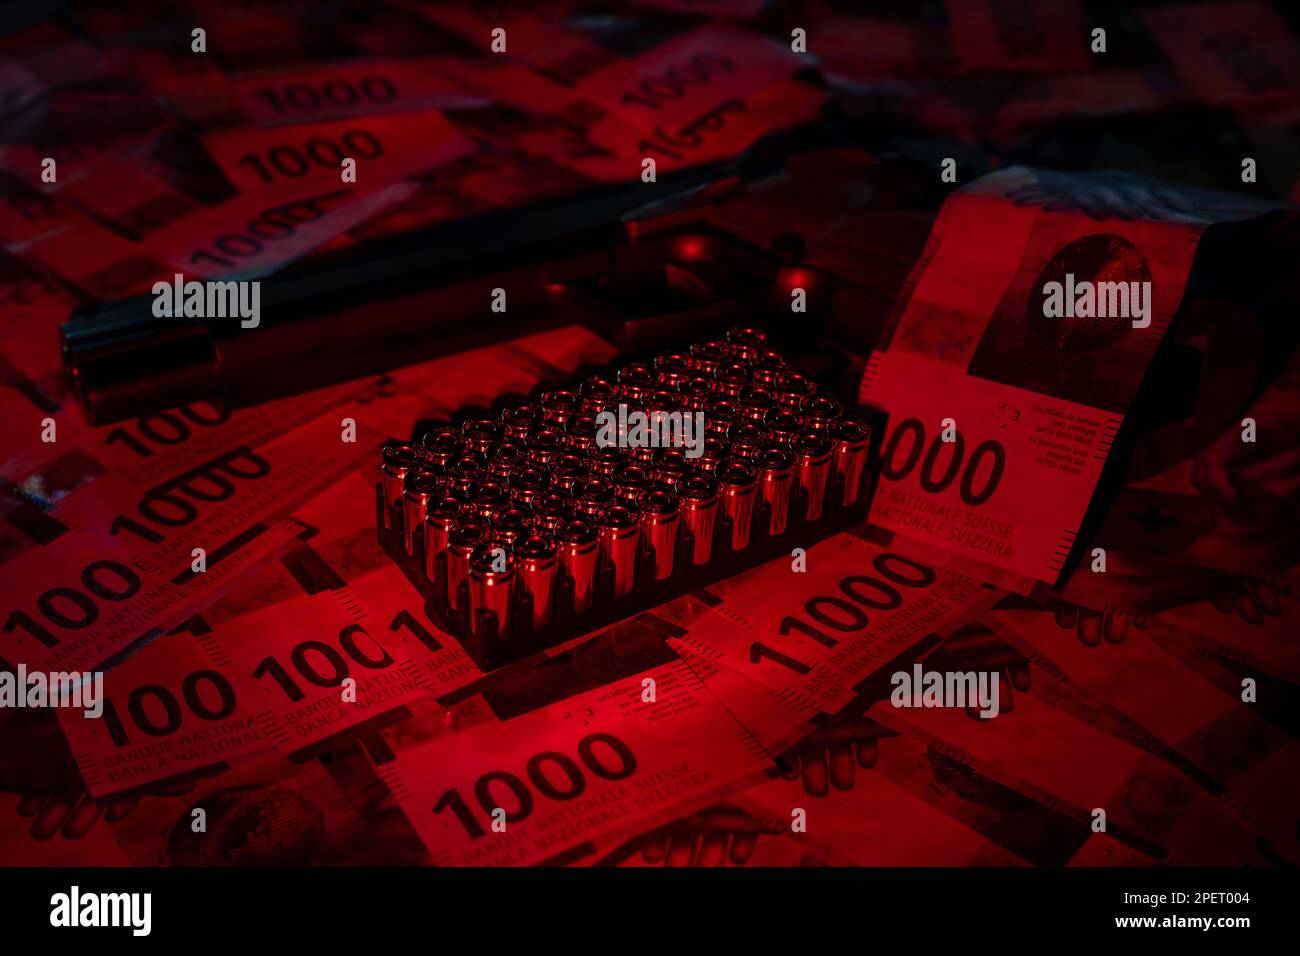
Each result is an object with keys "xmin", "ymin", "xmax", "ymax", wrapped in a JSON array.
[{"xmin": 375, "ymin": 327, "xmax": 886, "ymax": 672}]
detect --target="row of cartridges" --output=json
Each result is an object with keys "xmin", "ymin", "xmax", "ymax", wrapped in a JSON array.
[{"xmin": 378, "ymin": 327, "xmax": 870, "ymax": 638}]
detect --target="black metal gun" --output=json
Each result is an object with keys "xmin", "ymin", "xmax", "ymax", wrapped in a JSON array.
[{"xmin": 60, "ymin": 125, "xmax": 938, "ymax": 424}]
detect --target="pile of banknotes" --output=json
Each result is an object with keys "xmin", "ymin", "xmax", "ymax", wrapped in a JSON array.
[{"xmin": 1, "ymin": 0, "xmax": 1298, "ymax": 867}]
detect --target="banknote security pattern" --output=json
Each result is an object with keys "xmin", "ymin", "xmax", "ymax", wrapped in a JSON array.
[{"xmin": 375, "ymin": 325, "xmax": 886, "ymax": 670}]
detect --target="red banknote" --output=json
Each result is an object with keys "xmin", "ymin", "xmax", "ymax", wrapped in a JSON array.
[
  {"xmin": 991, "ymin": 606, "xmax": 1300, "ymax": 859},
  {"xmin": 376, "ymin": 659, "xmax": 773, "ymax": 865},
  {"xmin": 860, "ymin": 167, "xmax": 1281, "ymax": 590},
  {"xmin": 945, "ymin": 0, "xmax": 1089, "ymax": 73},
  {"xmin": 667, "ymin": 533, "xmax": 999, "ymax": 713},
  {"xmin": 0, "ymin": 393, "xmax": 418, "ymax": 673},
  {"xmin": 869, "ymin": 665, "xmax": 1282, "ymax": 866},
  {"xmin": 232, "ymin": 58, "xmax": 486, "ymax": 127},
  {"xmin": 1139, "ymin": 1, "xmax": 1300, "ymax": 112}
]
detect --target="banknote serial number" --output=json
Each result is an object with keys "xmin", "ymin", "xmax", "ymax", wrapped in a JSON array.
[
  {"xmin": 433, "ymin": 733, "xmax": 638, "ymax": 839},
  {"xmin": 620, "ymin": 53, "xmax": 735, "ymax": 113},
  {"xmin": 188, "ymin": 191, "xmax": 354, "ymax": 272},
  {"xmin": 237, "ymin": 129, "xmax": 383, "ymax": 185},
  {"xmin": 750, "ymin": 551, "xmax": 937, "ymax": 675},
  {"xmin": 251, "ymin": 76, "xmax": 398, "ymax": 116},
  {"xmin": 3, "ymin": 446, "xmax": 272, "ymax": 652},
  {"xmin": 104, "ymin": 402, "xmax": 230, "ymax": 459},
  {"xmin": 880, "ymin": 417, "xmax": 1007, "ymax": 507},
  {"xmin": 5, "ymin": 560, "xmax": 142, "ymax": 648},
  {"xmin": 96, "ymin": 610, "xmax": 442, "ymax": 748}
]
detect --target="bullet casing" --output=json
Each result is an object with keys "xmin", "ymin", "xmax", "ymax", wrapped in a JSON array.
[
  {"xmin": 763, "ymin": 408, "xmax": 804, "ymax": 446},
  {"xmin": 565, "ymin": 414, "xmax": 600, "ymax": 451},
  {"xmin": 540, "ymin": 388, "xmax": 581, "ymax": 427},
  {"xmin": 727, "ymin": 420, "xmax": 769, "ymax": 461},
  {"xmin": 713, "ymin": 361, "xmax": 753, "ymax": 400},
  {"xmin": 831, "ymin": 418, "xmax": 871, "ymax": 507},
  {"xmin": 750, "ymin": 349, "xmax": 787, "ymax": 386},
  {"xmin": 380, "ymin": 440, "xmax": 423, "ymax": 530},
  {"xmin": 637, "ymin": 486, "xmax": 680, "ymax": 581},
  {"xmin": 525, "ymin": 427, "xmax": 565, "ymax": 467},
  {"xmin": 500, "ymin": 402, "xmax": 538, "ymax": 441},
  {"xmin": 676, "ymin": 377, "xmax": 713, "ymax": 412},
  {"xmin": 800, "ymin": 394, "xmax": 843, "ymax": 432},
  {"xmin": 738, "ymin": 384, "xmax": 777, "ymax": 422},
  {"xmin": 462, "ymin": 417, "xmax": 502, "ymax": 456},
  {"xmin": 532, "ymin": 492, "xmax": 575, "ymax": 535},
  {"xmin": 516, "ymin": 533, "xmax": 558, "ymax": 628},
  {"xmin": 777, "ymin": 372, "xmax": 816, "ymax": 408},
  {"xmin": 447, "ymin": 453, "xmax": 486, "ymax": 499},
  {"xmin": 558, "ymin": 517, "xmax": 599, "ymax": 612},
  {"xmin": 654, "ymin": 352, "xmax": 691, "ymax": 390},
  {"xmin": 580, "ymin": 375, "xmax": 615, "ymax": 417},
  {"xmin": 575, "ymin": 477, "xmax": 615, "ymax": 517},
  {"xmin": 401, "ymin": 468, "xmax": 445, "ymax": 557},
  {"xmin": 677, "ymin": 474, "xmax": 720, "ymax": 565},
  {"xmin": 487, "ymin": 441, "xmax": 528, "ymax": 479},
  {"xmin": 588, "ymin": 445, "xmax": 625, "ymax": 478},
  {"xmin": 445, "ymin": 519, "xmax": 489, "ymax": 611},
  {"xmin": 689, "ymin": 341, "xmax": 727, "ymax": 376},
  {"xmin": 757, "ymin": 445, "xmax": 795, "ymax": 536},
  {"xmin": 423, "ymin": 496, "xmax": 465, "ymax": 584},
  {"xmin": 725, "ymin": 325, "xmax": 766, "ymax": 362},
  {"xmin": 508, "ymin": 465, "xmax": 550, "ymax": 509},
  {"xmin": 794, "ymin": 433, "xmax": 833, "ymax": 521},
  {"xmin": 490, "ymin": 505, "xmax": 532, "ymax": 547},
  {"xmin": 421, "ymin": 427, "xmax": 464, "ymax": 469},
  {"xmin": 613, "ymin": 462, "xmax": 653, "ymax": 507},
  {"xmin": 716, "ymin": 460, "xmax": 758, "ymax": 550},
  {"xmin": 694, "ymin": 437, "xmax": 730, "ymax": 474},
  {"xmin": 616, "ymin": 363, "xmax": 655, "ymax": 404},
  {"xmin": 654, "ymin": 449, "xmax": 690, "ymax": 487},
  {"xmin": 471, "ymin": 480, "xmax": 511, "ymax": 521},
  {"xmin": 548, "ymin": 453, "xmax": 588, "ymax": 492},
  {"xmin": 598, "ymin": 506, "xmax": 640, "ymax": 597},
  {"xmin": 705, "ymin": 398, "xmax": 740, "ymax": 438},
  {"xmin": 468, "ymin": 539, "xmax": 515, "ymax": 638}
]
